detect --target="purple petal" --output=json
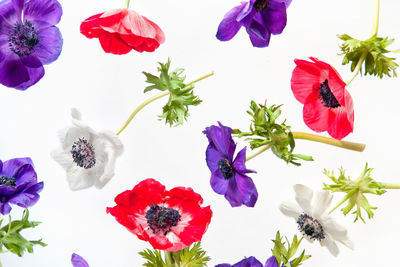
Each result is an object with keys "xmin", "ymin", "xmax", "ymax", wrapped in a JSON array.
[
  {"xmin": 272, "ymin": 0, "xmax": 292, "ymax": 8},
  {"xmin": 9, "ymin": 191, "xmax": 40, "ymax": 208},
  {"xmin": 211, "ymin": 169, "xmax": 229, "ymax": 195},
  {"xmin": 14, "ymin": 164, "xmax": 37, "ymax": 184},
  {"xmin": 215, "ymin": 265, "xmax": 232, "ymax": 267},
  {"xmin": 264, "ymin": 256, "xmax": 279, "ymax": 267},
  {"xmin": 34, "ymin": 26, "xmax": 62, "ymax": 64},
  {"xmin": 224, "ymin": 178, "xmax": 244, "ymax": 207},
  {"xmin": 206, "ymin": 144, "xmax": 224, "ymax": 172},
  {"xmin": 233, "ymin": 256, "xmax": 263, "ymax": 267},
  {"xmin": 216, "ymin": 2, "xmax": 247, "ymax": 41},
  {"xmin": 20, "ymin": 54, "xmax": 42, "ymax": 68},
  {"xmin": 235, "ymin": 173, "xmax": 258, "ymax": 207},
  {"xmin": 71, "ymin": 253, "xmax": 90, "ymax": 267},
  {"xmin": 246, "ymin": 13, "xmax": 271, "ymax": 47},
  {"xmin": 203, "ymin": 122, "xmax": 236, "ymax": 160},
  {"xmin": 233, "ymin": 147, "xmax": 256, "ymax": 174},
  {"xmin": 24, "ymin": 181, "xmax": 44, "ymax": 195},
  {"xmin": 2, "ymin": 157, "xmax": 34, "ymax": 177},
  {"xmin": 0, "ymin": 202, "xmax": 11, "ymax": 215},
  {"xmin": 11, "ymin": 0, "xmax": 23, "ymax": 16},
  {"xmin": 14, "ymin": 62, "xmax": 44, "ymax": 90},
  {"xmin": 262, "ymin": 1, "xmax": 287, "ymax": 35},
  {"xmin": 0, "ymin": 184, "xmax": 17, "ymax": 196},
  {"xmin": 237, "ymin": 0, "xmax": 255, "ymax": 21},
  {"xmin": 23, "ymin": 0, "xmax": 63, "ymax": 29},
  {"xmin": 0, "ymin": 1, "xmax": 19, "ymax": 35},
  {"xmin": 0, "ymin": 55, "xmax": 30, "ymax": 87}
]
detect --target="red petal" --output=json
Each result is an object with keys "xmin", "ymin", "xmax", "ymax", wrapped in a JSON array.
[
  {"xmin": 327, "ymin": 90, "xmax": 354, "ymax": 140},
  {"xmin": 80, "ymin": 12, "xmax": 106, "ymax": 38},
  {"xmin": 291, "ymin": 58, "xmax": 322, "ymax": 103},
  {"xmin": 98, "ymin": 31, "xmax": 132, "ymax": 54},
  {"xmin": 303, "ymin": 91, "xmax": 330, "ymax": 132}
]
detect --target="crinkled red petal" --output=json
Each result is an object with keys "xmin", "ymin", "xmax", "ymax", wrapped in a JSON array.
[
  {"xmin": 98, "ymin": 31, "xmax": 132, "ymax": 55},
  {"xmin": 303, "ymin": 91, "xmax": 330, "ymax": 132},
  {"xmin": 291, "ymin": 58, "xmax": 322, "ymax": 103},
  {"xmin": 327, "ymin": 90, "xmax": 354, "ymax": 140}
]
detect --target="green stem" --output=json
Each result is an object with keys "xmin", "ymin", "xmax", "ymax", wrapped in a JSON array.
[
  {"xmin": 381, "ymin": 183, "xmax": 400, "ymax": 189},
  {"xmin": 125, "ymin": 0, "xmax": 130, "ymax": 8},
  {"xmin": 164, "ymin": 251, "xmax": 178, "ymax": 267},
  {"xmin": 346, "ymin": 51, "xmax": 368, "ymax": 86},
  {"xmin": 371, "ymin": 0, "xmax": 380, "ymax": 36},
  {"xmin": 329, "ymin": 192, "xmax": 353, "ymax": 214},
  {"xmin": 115, "ymin": 71, "xmax": 214, "ymax": 135},
  {"xmin": 292, "ymin": 132, "xmax": 366, "ymax": 152},
  {"xmin": 246, "ymin": 145, "xmax": 272, "ymax": 161}
]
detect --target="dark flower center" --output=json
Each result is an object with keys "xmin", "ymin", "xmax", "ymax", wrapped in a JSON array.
[
  {"xmin": 70, "ymin": 138, "xmax": 96, "ymax": 169},
  {"xmin": 297, "ymin": 213, "xmax": 325, "ymax": 241},
  {"xmin": 254, "ymin": 0, "xmax": 270, "ymax": 12},
  {"xmin": 218, "ymin": 158, "xmax": 234, "ymax": 179},
  {"xmin": 145, "ymin": 204, "xmax": 181, "ymax": 235},
  {"xmin": 317, "ymin": 79, "xmax": 341, "ymax": 108},
  {"xmin": 8, "ymin": 21, "xmax": 39, "ymax": 57},
  {"xmin": 0, "ymin": 176, "xmax": 16, "ymax": 187}
]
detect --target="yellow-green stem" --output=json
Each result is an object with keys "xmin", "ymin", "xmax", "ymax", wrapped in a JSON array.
[
  {"xmin": 292, "ymin": 132, "xmax": 366, "ymax": 152},
  {"xmin": 125, "ymin": 0, "xmax": 130, "ymax": 8},
  {"xmin": 371, "ymin": 0, "xmax": 380, "ymax": 36},
  {"xmin": 115, "ymin": 71, "xmax": 214, "ymax": 135},
  {"xmin": 329, "ymin": 192, "xmax": 353, "ymax": 214},
  {"xmin": 164, "ymin": 251, "xmax": 178, "ymax": 267},
  {"xmin": 381, "ymin": 183, "xmax": 400, "ymax": 189},
  {"xmin": 346, "ymin": 51, "xmax": 368, "ymax": 86},
  {"xmin": 246, "ymin": 145, "xmax": 272, "ymax": 161}
]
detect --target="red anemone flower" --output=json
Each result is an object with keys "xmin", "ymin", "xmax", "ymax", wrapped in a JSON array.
[
  {"xmin": 80, "ymin": 9, "xmax": 165, "ymax": 54},
  {"xmin": 107, "ymin": 178, "xmax": 212, "ymax": 251},
  {"xmin": 290, "ymin": 57, "xmax": 354, "ymax": 140}
]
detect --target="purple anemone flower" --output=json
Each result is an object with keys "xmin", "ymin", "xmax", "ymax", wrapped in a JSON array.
[
  {"xmin": 264, "ymin": 256, "xmax": 279, "ymax": 267},
  {"xmin": 215, "ymin": 256, "xmax": 264, "ymax": 267},
  {"xmin": 0, "ymin": 157, "xmax": 43, "ymax": 215},
  {"xmin": 216, "ymin": 0, "xmax": 292, "ymax": 47},
  {"xmin": 0, "ymin": 0, "xmax": 63, "ymax": 90},
  {"xmin": 203, "ymin": 122, "xmax": 258, "ymax": 207},
  {"xmin": 71, "ymin": 253, "xmax": 90, "ymax": 267}
]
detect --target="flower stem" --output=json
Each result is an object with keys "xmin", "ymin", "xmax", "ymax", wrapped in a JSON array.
[
  {"xmin": 292, "ymin": 132, "xmax": 366, "ymax": 152},
  {"xmin": 371, "ymin": 0, "xmax": 380, "ymax": 36},
  {"xmin": 125, "ymin": 0, "xmax": 130, "ymax": 8},
  {"xmin": 246, "ymin": 145, "xmax": 272, "ymax": 161},
  {"xmin": 164, "ymin": 251, "xmax": 178, "ymax": 267},
  {"xmin": 329, "ymin": 192, "xmax": 353, "ymax": 214},
  {"xmin": 115, "ymin": 71, "xmax": 214, "ymax": 135},
  {"xmin": 346, "ymin": 51, "xmax": 368, "ymax": 86},
  {"xmin": 381, "ymin": 183, "xmax": 400, "ymax": 189}
]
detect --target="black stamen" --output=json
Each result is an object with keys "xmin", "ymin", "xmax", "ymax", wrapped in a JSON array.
[
  {"xmin": 254, "ymin": 0, "xmax": 270, "ymax": 12},
  {"xmin": 0, "ymin": 176, "xmax": 16, "ymax": 187},
  {"xmin": 145, "ymin": 204, "xmax": 181, "ymax": 235},
  {"xmin": 8, "ymin": 21, "xmax": 39, "ymax": 57},
  {"xmin": 317, "ymin": 79, "xmax": 341, "ymax": 108},
  {"xmin": 218, "ymin": 158, "xmax": 234, "ymax": 179},
  {"xmin": 70, "ymin": 138, "xmax": 96, "ymax": 169},
  {"xmin": 297, "ymin": 213, "xmax": 325, "ymax": 241}
]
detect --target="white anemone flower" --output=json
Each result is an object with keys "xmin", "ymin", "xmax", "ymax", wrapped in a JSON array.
[
  {"xmin": 51, "ymin": 108, "xmax": 123, "ymax": 190},
  {"xmin": 279, "ymin": 184, "xmax": 354, "ymax": 257}
]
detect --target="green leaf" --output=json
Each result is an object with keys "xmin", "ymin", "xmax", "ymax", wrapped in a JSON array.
[
  {"xmin": 143, "ymin": 59, "xmax": 203, "ymax": 127},
  {"xmin": 270, "ymin": 232, "xmax": 310, "ymax": 267},
  {"xmin": 338, "ymin": 34, "xmax": 398, "ymax": 78}
]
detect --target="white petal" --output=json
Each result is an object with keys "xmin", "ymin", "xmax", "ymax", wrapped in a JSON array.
[
  {"xmin": 66, "ymin": 167, "xmax": 96, "ymax": 191},
  {"xmin": 99, "ymin": 130, "xmax": 124, "ymax": 156},
  {"xmin": 321, "ymin": 216, "xmax": 348, "ymax": 240},
  {"xmin": 51, "ymin": 149, "xmax": 73, "ymax": 170},
  {"xmin": 312, "ymin": 190, "xmax": 333, "ymax": 218},
  {"xmin": 338, "ymin": 237, "xmax": 355, "ymax": 250},
  {"xmin": 71, "ymin": 108, "xmax": 82, "ymax": 120},
  {"xmin": 279, "ymin": 201, "xmax": 302, "ymax": 219},
  {"xmin": 58, "ymin": 127, "xmax": 92, "ymax": 150},
  {"xmin": 321, "ymin": 235, "xmax": 340, "ymax": 257},
  {"xmin": 294, "ymin": 184, "xmax": 313, "ymax": 214}
]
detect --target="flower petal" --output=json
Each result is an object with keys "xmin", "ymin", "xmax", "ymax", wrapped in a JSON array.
[
  {"xmin": 216, "ymin": 2, "xmax": 247, "ymax": 41},
  {"xmin": 13, "ymin": 63, "xmax": 44, "ymax": 90},
  {"xmin": 205, "ymin": 144, "xmax": 224, "ymax": 172},
  {"xmin": 327, "ymin": 90, "xmax": 354, "ymax": 140},
  {"xmin": 0, "ymin": 202, "xmax": 11, "ymax": 215},
  {"xmin": 321, "ymin": 235, "xmax": 340, "ymax": 257},
  {"xmin": 294, "ymin": 184, "xmax": 313, "ymax": 214},
  {"xmin": 0, "ymin": 1, "xmax": 20, "ymax": 35},
  {"xmin": 210, "ymin": 169, "xmax": 229, "ymax": 194},
  {"xmin": 262, "ymin": 1, "xmax": 287, "ymax": 35},
  {"xmin": 233, "ymin": 147, "xmax": 256, "ymax": 174},
  {"xmin": 203, "ymin": 122, "xmax": 236, "ymax": 160},
  {"xmin": 232, "ymin": 256, "xmax": 263, "ymax": 267},
  {"xmin": 303, "ymin": 91, "xmax": 330, "ymax": 132},
  {"xmin": 312, "ymin": 190, "xmax": 332, "ymax": 218},
  {"xmin": 98, "ymin": 31, "xmax": 132, "ymax": 55},
  {"xmin": 34, "ymin": 26, "xmax": 63, "ymax": 64},
  {"xmin": 235, "ymin": 173, "xmax": 258, "ymax": 207},
  {"xmin": 246, "ymin": 13, "xmax": 271, "ymax": 47},
  {"xmin": 71, "ymin": 253, "xmax": 90, "ymax": 267},
  {"xmin": 23, "ymin": 0, "xmax": 63, "ymax": 29},
  {"xmin": 291, "ymin": 58, "xmax": 322, "ymax": 103},
  {"xmin": 279, "ymin": 201, "xmax": 301, "ymax": 219},
  {"xmin": 265, "ymin": 256, "xmax": 279, "ymax": 267},
  {"xmin": 0, "ymin": 55, "xmax": 30, "ymax": 88}
]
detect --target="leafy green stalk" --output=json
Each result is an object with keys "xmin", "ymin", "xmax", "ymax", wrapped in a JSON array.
[
  {"xmin": 0, "ymin": 209, "xmax": 46, "ymax": 257},
  {"xmin": 271, "ymin": 232, "xmax": 311, "ymax": 267}
]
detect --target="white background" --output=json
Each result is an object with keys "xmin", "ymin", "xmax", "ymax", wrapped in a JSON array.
[{"xmin": 1, "ymin": 0, "xmax": 400, "ymax": 266}]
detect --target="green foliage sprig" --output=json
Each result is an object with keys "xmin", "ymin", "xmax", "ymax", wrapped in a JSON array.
[
  {"xmin": 339, "ymin": 34, "xmax": 398, "ymax": 78},
  {"xmin": 143, "ymin": 59, "xmax": 202, "ymax": 126},
  {"xmin": 0, "ymin": 209, "xmax": 46, "ymax": 257},
  {"xmin": 271, "ymin": 232, "xmax": 311, "ymax": 267},
  {"xmin": 233, "ymin": 101, "xmax": 313, "ymax": 166},
  {"xmin": 139, "ymin": 242, "xmax": 210, "ymax": 267}
]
